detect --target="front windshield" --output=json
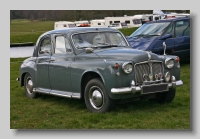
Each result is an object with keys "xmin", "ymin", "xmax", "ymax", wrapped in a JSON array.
[
  {"xmin": 72, "ymin": 32, "xmax": 128, "ymax": 49},
  {"xmin": 130, "ymin": 22, "xmax": 171, "ymax": 37}
]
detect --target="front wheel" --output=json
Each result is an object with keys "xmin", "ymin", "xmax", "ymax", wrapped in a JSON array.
[
  {"xmin": 84, "ymin": 78, "xmax": 115, "ymax": 113},
  {"xmin": 24, "ymin": 73, "xmax": 38, "ymax": 98},
  {"xmin": 156, "ymin": 89, "xmax": 176, "ymax": 103}
]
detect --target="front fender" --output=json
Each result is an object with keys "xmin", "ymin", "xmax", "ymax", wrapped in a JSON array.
[{"xmin": 20, "ymin": 58, "xmax": 37, "ymax": 87}]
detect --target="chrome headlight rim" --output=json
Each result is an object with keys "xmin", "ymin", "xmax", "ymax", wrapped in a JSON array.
[
  {"xmin": 122, "ymin": 62, "xmax": 133, "ymax": 74},
  {"xmin": 165, "ymin": 58, "xmax": 175, "ymax": 69}
]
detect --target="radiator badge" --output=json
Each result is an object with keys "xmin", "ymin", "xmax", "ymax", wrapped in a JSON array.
[{"xmin": 147, "ymin": 51, "xmax": 151, "ymax": 60}]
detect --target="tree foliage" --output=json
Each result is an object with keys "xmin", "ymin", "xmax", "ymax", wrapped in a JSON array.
[{"xmin": 10, "ymin": 10, "xmax": 190, "ymax": 21}]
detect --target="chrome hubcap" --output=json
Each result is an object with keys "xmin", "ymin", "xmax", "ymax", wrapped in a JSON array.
[
  {"xmin": 26, "ymin": 77, "xmax": 33, "ymax": 95},
  {"xmin": 89, "ymin": 86, "xmax": 104, "ymax": 110}
]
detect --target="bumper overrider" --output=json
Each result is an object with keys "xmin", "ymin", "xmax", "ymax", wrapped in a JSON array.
[{"xmin": 111, "ymin": 76, "xmax": 183, "ymax": 95}]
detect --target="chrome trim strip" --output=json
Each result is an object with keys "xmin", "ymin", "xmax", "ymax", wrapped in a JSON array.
[
  {"xmin": 33, "ymin": 88, "xmax": 50, "ymax": 94},
  {"xmin": 72, "ymin": 93, "xmax": 81, "ymax": 99},
  {"xmin": 50, "ymin": 92, "xmax": 72, "ymax": 98},
  {"xmin": 111, "ymin": 80, "xmax": 183, "ymax": 95}
]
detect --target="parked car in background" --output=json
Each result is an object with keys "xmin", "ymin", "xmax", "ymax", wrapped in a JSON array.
[
  {"xmin": 108, "ymin": 22, "xmax": 128, "ymax": 29},
  {"xmin": 54, "ymin": 21, "xmax": 76, "ymax": 30},
  {"xmin": 126, "ymin": 17, "xmax": 190, "ymax": 61},
  {"xmin": 17, "ymin": 27, "xmax": 183, "ymax": 113}
]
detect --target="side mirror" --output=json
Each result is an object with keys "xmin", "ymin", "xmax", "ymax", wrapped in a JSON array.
[
  {"xmin": 159, "ymin": 34, "xmax": 172, "ymax": 40},
  {"xmin": 163, "ymin": 42, "xmax": 166, "ymax": 55}
]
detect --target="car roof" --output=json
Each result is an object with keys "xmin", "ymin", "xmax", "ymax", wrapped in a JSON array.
[
  {"xmin": 146, "ymin": 17, "xmax": 190, "ymax": 24},
  {"xmin": 40, "ymin": 27, "xmax": 120, "ymax": 38}
]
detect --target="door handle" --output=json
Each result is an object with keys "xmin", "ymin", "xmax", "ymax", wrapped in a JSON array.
[{"xmin": 45, "ymin": 59, "xmax": 55, "ymax": 62}]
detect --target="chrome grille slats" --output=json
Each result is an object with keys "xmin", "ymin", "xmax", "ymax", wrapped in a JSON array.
[
  {"xmin": 135, "ymin": 63, "xmax": 150, "ymax": 84},
  {"xmin": 152, "ymin": 63, "xmax": 162, "ymax": 80},
  {"xmin": 134, "ymin": 61, "xmax": 163, "ymax": 85}
]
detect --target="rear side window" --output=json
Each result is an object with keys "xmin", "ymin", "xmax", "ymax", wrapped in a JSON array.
[
  {"xmin": 175, "ymin": 20, "xmax": 190, "ymax": 37},
  {"xmin": 39, "ymin": 37, "xmax": 51, "ymax": 55},
  {"xmin": 55, "ymin": 36, "xmax": 66, "ymax": 54}
]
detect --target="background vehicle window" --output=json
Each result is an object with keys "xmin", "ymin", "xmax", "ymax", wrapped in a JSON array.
[
  {"xmin": 175, "ymin": 20, "xmax": 190, "ymax": 37},
  {"xmin": 55, "ymin": 36, "xmax": 66, "ymax": 54},
  {"xmin": 163, "ymin": 23, "xmax": 174, "ymax": 36},
  {"xmin": 39, "ymin": 38, "xmax": 51, "ymax": 54},
  {"xmin": 125, "ymin": 20, "xmax": 130, "ymax": 24}
]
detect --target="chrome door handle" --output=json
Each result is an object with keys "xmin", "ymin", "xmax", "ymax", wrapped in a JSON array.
[{"xmin": 45, "ymin": 59, "xmax": 55, "ymax": 62}]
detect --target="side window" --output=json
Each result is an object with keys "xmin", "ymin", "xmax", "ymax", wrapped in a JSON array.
[
  {"xmin": 175, "ymin": 20, "xmax": 190, "ymax": 37},
  {"xmin": 163, "ymin": 23, "xmax": 174, "ymax": 36},
  {"xmin": 55, "ymin": 36, "xmax": 66, "ymax": 54},
  {"xmin": 39, "ymin": 37, "xmax": 51, "ymax": 55},
  {"xmin": 55, "ymin": 36, "xmax": 72, "ymax": 54}
]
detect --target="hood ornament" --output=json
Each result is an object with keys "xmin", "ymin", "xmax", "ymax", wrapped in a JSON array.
[{"xmin": 146, "ymin": 51, "xmax": 151, "ymax": 60}]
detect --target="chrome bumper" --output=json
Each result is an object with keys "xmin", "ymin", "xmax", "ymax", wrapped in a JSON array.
[{"xmin": 111, "ymin": 80, "xmax": 183, "ymax": 95}]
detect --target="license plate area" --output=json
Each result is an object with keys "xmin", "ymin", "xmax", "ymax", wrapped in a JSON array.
[{"xmin": 142, "ymin": 83, "xmax": 168, "ymax": 94}]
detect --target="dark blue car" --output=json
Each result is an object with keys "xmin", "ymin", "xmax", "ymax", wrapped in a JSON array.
[{"xmin": 126, "ymin": 17, "xmax": 190, "ymax": 61}]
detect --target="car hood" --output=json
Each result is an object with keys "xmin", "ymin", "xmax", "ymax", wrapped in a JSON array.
[
  {"xmin": 127, "ymin": 37, "xmax": 157, "ymax": 50},
  {"xmin": 94, "ymin": 47, "xmax": 159, "ymax": 63}
]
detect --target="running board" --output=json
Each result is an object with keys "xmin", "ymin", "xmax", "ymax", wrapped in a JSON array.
[{"xmin": 33, "ymin": 88, "xmax": 81, "ymax": 99}]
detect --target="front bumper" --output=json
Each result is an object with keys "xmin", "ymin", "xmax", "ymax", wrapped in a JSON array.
[{"xmin": 111, "ymin": 77, "xmax": 183, "ymax": 95}]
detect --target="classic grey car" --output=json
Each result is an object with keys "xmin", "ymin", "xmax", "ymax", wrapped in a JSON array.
[{"xmin": 17, "ymin": 27, "xmax": 183, "ymax": 113}]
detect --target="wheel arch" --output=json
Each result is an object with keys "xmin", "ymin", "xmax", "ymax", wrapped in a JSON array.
[{"xmin": 80, "ymin": 70, "xmax": 105, "ymax": 99}]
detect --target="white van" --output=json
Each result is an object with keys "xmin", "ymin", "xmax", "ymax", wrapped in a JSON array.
[
  {"xmin": 54, "ymin": 21, "xmax": 76, "ymax": 30},
  {"xmin": 90, "ymin": 19, "xmax": 106, "ymax": 27},
  {"xmin": 105, "ymin": 15, "xmax": 142, "ymax": 28}
]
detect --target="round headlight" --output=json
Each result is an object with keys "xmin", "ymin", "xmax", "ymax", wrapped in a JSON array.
[
  {"xmin": 122, "ymin": 62, "xmax": 133, "ymax": 74},
  {"xmin": 165, "ymin": 58, "xmax": 175, "ymax": 69},
  {"xmin": 165, "ymin": 72, "xmax": 171, "ymax": 82}
]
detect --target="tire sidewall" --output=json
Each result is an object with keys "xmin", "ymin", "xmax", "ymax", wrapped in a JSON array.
[
  {"xmin": 24, "ymin": 73, "xmax": 37, "ymax": 98},
  {"xmin": 84, "ymin": 78, "xmax": 114, "ymax": 113}
]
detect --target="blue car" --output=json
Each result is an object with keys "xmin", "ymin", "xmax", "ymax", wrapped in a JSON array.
[{"xmin": 126, "ymin": 17, "xmax": 190, "ymax": 61}]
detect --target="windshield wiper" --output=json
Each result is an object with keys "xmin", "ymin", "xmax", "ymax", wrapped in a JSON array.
[
  {"xmin": 133, "ymin": 34, "xmax": 160, "ymax": 38},
  {"xmin": 76, "ymin": 46, "xmax": 92, "ymax": 49},
  {"xmin": 133, "ymin": 34, "xmax": 147, "ymax": 38},
  {"xmin": 96, "ymin": 42, "xmax": 127, "ymax": 48}
]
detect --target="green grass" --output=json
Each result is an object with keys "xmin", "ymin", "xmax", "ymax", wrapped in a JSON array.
[
  {"xmin": 10, "ymin": 19, "xmax": 138, "ymax": 44},
  {"xmin": 10, "ymin": 58, "xmax": 190, "ymax": 129},
  {"xmin": 10, "ymin": 19, "xmax": 54, "ymax": 44}
]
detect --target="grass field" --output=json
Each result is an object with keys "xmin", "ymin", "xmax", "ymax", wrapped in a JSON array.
[
  {"xmin": 10, "ymin": 19, "xmax": 190, "ymax": 129},
  {"xmin": 10, "ymin": 58, "xmax": 190, "ymax": 129}
]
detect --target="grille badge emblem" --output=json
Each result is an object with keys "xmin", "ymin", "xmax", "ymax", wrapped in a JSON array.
[{"xmin": 149, "ymin": 73, "xmax": 153, "ymax": 81}]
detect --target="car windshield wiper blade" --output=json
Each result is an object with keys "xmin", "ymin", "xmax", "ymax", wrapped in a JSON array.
[
  {"xmin": 133, "ymin": 34, "xmax": 160, "ymax": 38},
  {"xmin": 133, "ymin": 34, "xmax": 147, "ymax": 37},
  {"xmin": 76, "ymin": 46, "xmax": 92, "ymax": 49},
  {"xmin": 145, "ymin": 34, "xmax": 160, "ymax": 36},
  {"xmin": 97, "ymin": 42, "xmax": 119, "ymax": 47}
]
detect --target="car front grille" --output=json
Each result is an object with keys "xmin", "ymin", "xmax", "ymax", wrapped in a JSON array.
[{"xmin": 134, "ymin": 61, "xmax": 163, "ymax": 85}]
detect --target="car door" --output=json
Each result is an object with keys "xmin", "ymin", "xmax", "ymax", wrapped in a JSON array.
[
  {"xmin": 173, "ymin": 19, "xmax": 190, "ymax": 60},
  {"xmin": 36, "ymin": 35, "xmax": 52, "ymax": 92},
  {"xmin": 48, "ymin": 34, "xmax": 75, "ymax": 97}
]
